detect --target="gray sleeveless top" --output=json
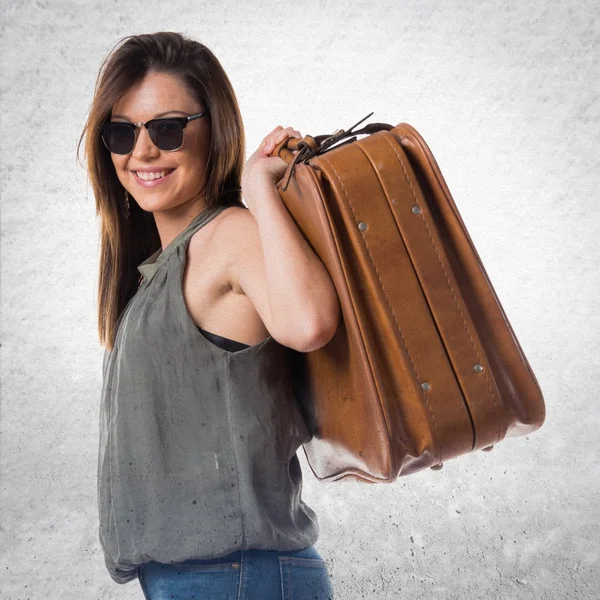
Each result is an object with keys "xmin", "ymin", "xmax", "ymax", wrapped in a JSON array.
[{"xmin": 97, "ymin": 205, "xmax": 319, "ymax": 584}]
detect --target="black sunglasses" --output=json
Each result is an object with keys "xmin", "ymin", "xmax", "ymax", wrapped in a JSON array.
[{"xmin": 101, "ymin": 111, "xmax": 209, "ymax": 155}]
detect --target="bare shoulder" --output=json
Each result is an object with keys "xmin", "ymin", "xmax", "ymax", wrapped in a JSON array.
[
  {"xmin": 216, "ymin": 205, "xmax": 257, "ymax": 238},
  {"xmin": 213, "ymin": 205, "xmax": 261, "ymax": 294}
]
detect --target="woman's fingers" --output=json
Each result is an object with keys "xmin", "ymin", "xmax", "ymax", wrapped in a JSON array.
[
  {"xmin": 264, "ymin": 128, "xmax": 288, "ymax": 150},
  {"xmin": 263, "ymin": 126, "xmax": 302, "ymax": 155}
]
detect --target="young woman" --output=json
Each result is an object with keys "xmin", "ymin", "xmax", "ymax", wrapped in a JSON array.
[{"xmin": 78, "ymin": 32, "xmax": 339, "ymax": 599}]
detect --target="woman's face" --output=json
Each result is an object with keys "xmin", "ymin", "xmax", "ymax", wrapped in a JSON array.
[{"xmin": 109, "ymin": 71, "xmax": 210, "ymax": 215}]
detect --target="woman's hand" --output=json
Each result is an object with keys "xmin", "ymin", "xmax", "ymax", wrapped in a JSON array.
[{"xmin": 241, "ymin": 125, "xmax": 302, "ymax": 193}]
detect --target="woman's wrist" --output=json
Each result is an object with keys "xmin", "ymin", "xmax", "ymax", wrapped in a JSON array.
[{"xmin": 242, "ymin": 169, "xmax": 278, "ymax": 198}]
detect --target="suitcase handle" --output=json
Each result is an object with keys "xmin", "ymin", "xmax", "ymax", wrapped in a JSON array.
[{"xmin": 271, "ymin": 112, "xmax": 394, "ymax": 190}]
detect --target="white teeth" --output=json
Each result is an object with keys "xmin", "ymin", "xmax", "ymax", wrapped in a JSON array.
[{"xmin": 136, "ymin": 170, "xmax": 170, "ymax": 180}]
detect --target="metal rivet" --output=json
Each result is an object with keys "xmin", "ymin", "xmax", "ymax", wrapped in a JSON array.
[
  {"xmin": 421, "ymin": 382, "xmax": 431, "ymax": 391},
  {"xmin": 474, "ymin": 363, "xmax": 483, "ymax": 373},
  {"xmin": 232, "ymin": 562, "xmax": 240, "ymax": 568},
  {"xmin": 412, "ymin": 205, "xmax": 421, "ymax": 215},
  {"xmin": 358, "ymin": 221, "xmax": 367, "ymax": 231}
]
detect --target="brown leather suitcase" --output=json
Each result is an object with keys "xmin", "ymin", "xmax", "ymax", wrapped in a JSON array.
[{"xmin": 271, "ymin": 115, "xmax": 546, "ymax": 483}]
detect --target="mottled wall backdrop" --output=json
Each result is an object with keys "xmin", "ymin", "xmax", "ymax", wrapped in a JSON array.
[{"xmin": 1, "ymin": 0, "xmax": 598, "ymax": 598}]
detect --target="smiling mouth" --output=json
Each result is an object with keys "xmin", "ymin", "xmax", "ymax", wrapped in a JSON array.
[{"xmin": 134, "ymin": 168, "xmax": 176, "ymax": 181}]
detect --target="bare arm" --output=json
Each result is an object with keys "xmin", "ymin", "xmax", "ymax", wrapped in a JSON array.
[{"xmin": 232, "ymin": 177, "xmax": 340, "ymax": 353}]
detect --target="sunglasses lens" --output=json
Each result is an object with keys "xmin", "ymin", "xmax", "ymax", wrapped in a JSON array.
[
  {"xmin": 149, "ymin": 120, "xmax": 184, "ymax": 151},
  {"xmin": 101, "ymin": 120, "xmax": 186, "ymax": 154},
  {"xmin": 101, "ymin": 122, "xmax": 136, "ymax": 154}
]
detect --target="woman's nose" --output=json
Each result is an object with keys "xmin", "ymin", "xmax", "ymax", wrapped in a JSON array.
[{"xmin": 131, "ymin": 126, "xmax": 160, "ymax": 159}]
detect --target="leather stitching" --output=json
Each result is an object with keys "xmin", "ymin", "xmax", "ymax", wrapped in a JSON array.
[
  {"xmin": 321, "ymin": 154, "xmax": 443, "ymax": 464},
  {"xmin": 382, "ymin": 132, "xmax": 503, "ymax": 446}
]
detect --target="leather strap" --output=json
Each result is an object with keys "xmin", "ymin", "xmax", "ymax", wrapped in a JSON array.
[{"xmin": 272, "ymin": 112, "xmax": 395, "ymax": 190}]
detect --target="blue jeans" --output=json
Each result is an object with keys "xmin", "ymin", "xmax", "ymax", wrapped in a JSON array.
[{"xmin": 137, "ymin": 545, "xmax": 334, "ymax": 599}]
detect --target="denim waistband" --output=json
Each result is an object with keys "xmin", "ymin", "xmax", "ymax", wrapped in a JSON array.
[{"xmin": 177, "ymin": 545, "xmax": 319, "ymax": 566}]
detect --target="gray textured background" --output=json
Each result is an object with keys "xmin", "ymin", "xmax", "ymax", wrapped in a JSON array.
[{"xmin": 1, "ymin": 0, "xmax": 598, "ymax": 598}]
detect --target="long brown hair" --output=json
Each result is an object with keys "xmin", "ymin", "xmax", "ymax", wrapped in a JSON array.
[{"xmin": 76, "ymin": 32, "xmax": 246, "ymax": 350}]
